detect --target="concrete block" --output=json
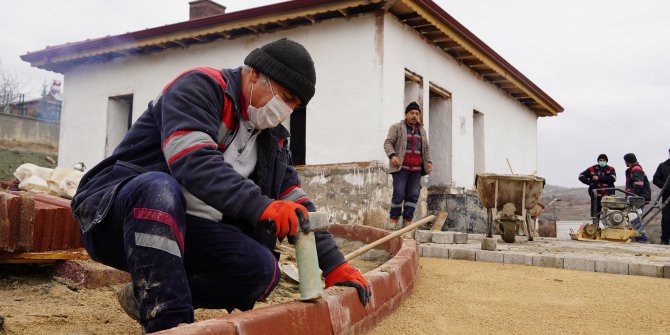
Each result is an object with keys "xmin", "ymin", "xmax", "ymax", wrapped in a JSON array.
[
  {"xmin": 532, "ymin": 254, "xmax": 564, "ymax": 269},
  {"xmin": 419, "ymin": 245, "xmax": 449, "ymax": 258},
  {"xmin": 476, "ymin": 250, "xmax": 504, "ymax": 263},
  {"xmin": 480, "ymin": 237, "xmax": 496, "ymax": 251},
  {"xmin": 414, "ymin": 230, "xmax": 433, "ymax": 243},
  {"xmin": 595, "ymin": 259, "xmax": 629, "ymax": 275},
  {"xmin": 431, "ymin": 231, "xmax": 454, "ymax": 244},
  {"xmin": 629, "ymin": 263, "xmax": 664, "ymax": 278},
  {"xmin": 563, "ymin": 256, "xmax": 596, "ymax": 272},
  {"xmin": 449, "ymin": 248, "xmax": 476, "ymax": 261},
  {"xmin": 453, "ymin": 232, "xmax": 468, "ymax": 244},
  {"xmin": 665, "ymin": 265, "xmax": 670, "ymax": 279},
  {"xmin": 503, "ymin": 252, "xmax": 533, "ymax": 266}
]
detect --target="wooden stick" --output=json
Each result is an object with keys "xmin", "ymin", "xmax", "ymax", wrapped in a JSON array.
[{"xmin": 344, "ymin": 215, "xmax": 435, "ymax": 262}]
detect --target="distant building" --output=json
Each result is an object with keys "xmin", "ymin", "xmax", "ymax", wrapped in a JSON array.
[{"xmin": 8, "ymin": 80, "xmax": 62, "ymax": 122}]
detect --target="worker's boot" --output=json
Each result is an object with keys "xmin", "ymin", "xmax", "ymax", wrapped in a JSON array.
[
  {"xmin": 117, "ymin": 283, "xmax": 140, "ymax": 321},
  {"xmin": 387, "ymin": 217, "xmax": 400, "ymax": 230}
]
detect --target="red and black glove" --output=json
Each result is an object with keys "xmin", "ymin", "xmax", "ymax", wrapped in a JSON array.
[
  {"xmin": 325, "ymin": 262, "xmax": 371, "ymax": 306},
  {"xmin": 259, "ymin": 200, "xmax": 308, "ymax": 241}
]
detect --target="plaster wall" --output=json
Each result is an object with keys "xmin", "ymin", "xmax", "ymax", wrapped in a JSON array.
[
  {"xmin": 380, "ymin": 14, "xmax": 539, "ymax": 189},
  {"xmin": 59, "ymin": 15, "xmax": 382, "ymax": 169}
]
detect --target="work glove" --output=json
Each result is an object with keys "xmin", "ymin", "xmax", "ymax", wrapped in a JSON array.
[
  {"xmin": 259, "ymin": 200, "xmax": 308, "ymax": 241},
  {"xmin": 325, "ymin": 262, "xmax": 371, "ymax": 306}
]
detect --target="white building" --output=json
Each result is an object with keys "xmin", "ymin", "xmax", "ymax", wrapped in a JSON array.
[{"xmin": 22, "ymin": 0, "xmax": 562, "ymax": 192}]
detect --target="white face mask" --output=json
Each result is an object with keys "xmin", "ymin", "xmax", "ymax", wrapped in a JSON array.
[{"xmin": 247, "ymin": 80, "xmax": 293, "ymax": 130}]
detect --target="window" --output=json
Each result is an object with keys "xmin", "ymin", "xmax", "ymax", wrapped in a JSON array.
[{"xmin": 105, "ymin": 94, "xmax": 133, "ymax": 157}]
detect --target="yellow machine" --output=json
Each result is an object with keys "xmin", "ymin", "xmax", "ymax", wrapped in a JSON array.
[{"xmin": 570, "ymin": 194, "xmax": 644, "ymax": 242}]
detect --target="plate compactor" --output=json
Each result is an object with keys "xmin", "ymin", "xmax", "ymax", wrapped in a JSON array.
[{"xmin": 571, "ymin": 180, "xmax": 670, "ymax": 242}]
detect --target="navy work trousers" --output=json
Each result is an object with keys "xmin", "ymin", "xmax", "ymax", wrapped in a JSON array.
[
  {"xmin": 661, "ymin": 204, "xmax": 670, "ymax": 243},
  {"xmin": 81, "ymin": 172, "xmax": 280, "ymax": 333},
  {"xmin": 389, "ymin": 169, "xmax": 422, "ymax": 221}
]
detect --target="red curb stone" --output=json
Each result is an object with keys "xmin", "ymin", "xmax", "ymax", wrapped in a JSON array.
[
  {"xmin": 0, "ymin": 194, "xmax": 10, "ymax": 250},
  {"xmin": 153, "ymin": 319, "xmax": 237, "ymax": 335},
  {"xmin": 55, "ymin": 259, "xmax": 131, "ymax": 289},
  {"xmin": 15, "ymin": 195, "xmax": 35, "ymax": 251},
  {"xmin": 156, "ymin": 225, "xmax": 420, "ymax": 335},
  {"xmin": 9, "ymin": 191, "xmax": 82, "ymax": 249},
  {"xmin": 231, "ymin": 301, "xmax": 332, "ymax": 335}
]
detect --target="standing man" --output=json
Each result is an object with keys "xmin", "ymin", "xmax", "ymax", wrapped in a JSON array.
[
  {"xmin": 578, "ymin": 154, "xmax": 616, "ymax": 217},
  {"xmin": 652, "ymin": 148, "xmax": 670, "ymax": 245},
  {"xmin": 383, "ymin": 101, "xmax": 432, "ymax": 229},
  {"xmin": 72, "ymin": 38, "xmax": 370, "ymax": 333},
  {"xmin": 624, "ymin": 153, "xmax": 652, "ymax": 242}
]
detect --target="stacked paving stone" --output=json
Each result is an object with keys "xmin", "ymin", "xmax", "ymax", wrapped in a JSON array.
[
  {"xmin": 414, "ymin": 230, "xmax": 468, "ymax": 244},
  {"xmin": 418, "ymin": 234, "xmax": 670, "ymax": 280},
  {"xmin": 0, "ymin": 191, "xmax": 81, "ymax": 252}
]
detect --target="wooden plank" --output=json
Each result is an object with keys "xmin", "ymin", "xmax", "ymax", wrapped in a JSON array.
[
  {"xmin": 431, "ymin": 212, "xmax": 448, "ymax": 231},
  {"xmin": 0, "ymin": 248, "xmax": 89, "ymax": 263}
]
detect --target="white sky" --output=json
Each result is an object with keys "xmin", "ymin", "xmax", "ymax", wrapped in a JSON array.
[{"xmin": 1, "ymin": 0, "xmax": 668, "ymax": 187}]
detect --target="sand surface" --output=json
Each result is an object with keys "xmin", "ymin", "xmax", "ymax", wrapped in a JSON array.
[
  {"xmin": 370, "ymin": 257, "xmax": 670, "ymax": 335},
  {"xmin": 0, "ymin": 239, "xmax": 388, "ymax": 334}
]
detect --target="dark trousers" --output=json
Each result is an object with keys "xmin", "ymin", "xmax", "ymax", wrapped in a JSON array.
[
  {"xmin": 389, "ymin": 170, "xmax": 422, "ymax": 221},
  {"xmin": 81, "ymin": 172, "xmax": 280, "ymax": 333},
  {"xmin": 662, "ymin": 204, "xmax": 670, "ymax": 243}
]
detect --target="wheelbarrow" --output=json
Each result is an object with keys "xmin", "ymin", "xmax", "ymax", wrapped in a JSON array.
[{"xmin": 475, "ymin": 173, "xmax": 546, "ymax": 243}]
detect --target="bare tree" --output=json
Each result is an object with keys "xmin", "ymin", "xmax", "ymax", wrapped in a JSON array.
[{"xmin": 0, "ymin": 60, "xmax": 28, "ymax": 113}]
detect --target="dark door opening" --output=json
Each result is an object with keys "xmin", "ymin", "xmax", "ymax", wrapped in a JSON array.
[{"xmin": 289, "ymin": 106, "xmax": 306, "ymax": 165}]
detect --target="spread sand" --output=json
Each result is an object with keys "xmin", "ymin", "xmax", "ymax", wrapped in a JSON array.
[{"xmin": 370, "ymin": 258, "xmax": 670, "ymax": 335}]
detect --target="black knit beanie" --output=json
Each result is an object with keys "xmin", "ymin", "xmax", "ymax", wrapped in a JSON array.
[
  {"xmin": 405, "ymin": 101, "xmax": 421, "ymax": 113},
  {"xmin": 597, "ymin": 154, "xmax": 608, "ymax": 162},
  {"xmin": 244, "ymin": 38, "xmax": 316, "ymax": 106},
  {"xmin": 623, "ymin": 153, "xmax": 637, "ymax": 164}
]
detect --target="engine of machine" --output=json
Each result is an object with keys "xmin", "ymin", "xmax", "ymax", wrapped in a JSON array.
[{"xmin": 599, "ymin": 196, "xmax": 633, "ymax": 229}]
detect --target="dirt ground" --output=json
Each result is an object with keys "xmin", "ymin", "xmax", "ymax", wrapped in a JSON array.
[
  {"xmin": 370, "ymin": 258, "xmax": 670, "ymax": 335},
  {"xmin": 0, "ymin": 238, "xmax": 389, "ymax": 335}
]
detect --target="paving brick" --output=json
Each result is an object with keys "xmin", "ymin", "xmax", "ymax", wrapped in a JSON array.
[
  {"xmin": 480, "ymin": 237, "xmax": 497, "ymax": 251},
  {"xmin": 50, "ymin": 208, "xmax": 66, "ymax": 250},
  {"xmin": 503, "ymin": 252, "xmax": 533, "ymax": 266},
  {"xmin": 532, "ymin": 254, "xmax": 564, "ymax": 268},
  {"xmin": 414, "ymin": 230, "xmax": 432, "ymax": 243},
  {"xmin": 563, "ymin": 256, "xmax": 596, "ymax": 272},
  {"xmin": 0, "ymin": 194, "xmax": 10, "ymax": 250},
  {"xmin": 629, "ymin": 263, "xmax": 664, "ymax": 278},
  {"xmin": 453, "ymin": 232, "xmax": 468, "ymax": 244},
  {"xmin": 419, "ymin": 244, "xmax": 449, "ymax": 258},
  {"xmin": 595, "ymin": 259, "xmax": 629, "ymax": 275},
  {"xmin": 55, "ymin": 260, "xmax": 131, "ymax": 289},
  {"xmin": 449, "ymin": 248, "xmax": 476, "ymax": 261},
  {"xmin": 15, "ymin": 195, "xmax": 35, "ymax": 251},
  {"xmin": 431, "ymin": 231, "xmax": 454, "ymax": 244},
  {"xmin": 476, "ymin": 250, "xmax": 504, "ymax": 263}
]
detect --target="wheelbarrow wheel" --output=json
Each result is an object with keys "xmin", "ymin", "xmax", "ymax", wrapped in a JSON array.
[{"xmin": 501, "ymin": 221, "xmax": 516, "ymax": 243}]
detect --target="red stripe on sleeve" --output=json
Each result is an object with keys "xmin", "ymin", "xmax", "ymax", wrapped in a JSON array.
[
  {"xmin": 279, "ymin": 185, "xmax": 299, "ymax": 198},
  {"xmin": 163, "ymin": 130, "xmax": 194, "ymax": 149},
  {"xmin": 167, "ymin": 142, "xmax": 217, "ymax": 165}
]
